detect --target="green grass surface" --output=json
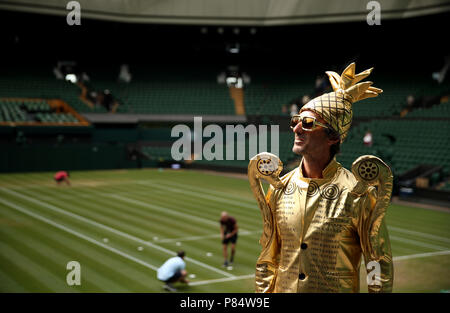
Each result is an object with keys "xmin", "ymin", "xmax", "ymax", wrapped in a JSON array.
[{"xmin": 0, "ymin": 169, "xmax": 449, "ymax": 293}]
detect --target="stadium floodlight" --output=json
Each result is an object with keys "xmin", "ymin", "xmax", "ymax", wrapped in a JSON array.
[
  {"xmin": 227, "ymin": 43, "xmax": 240, "ymax": 54},
  {"xmin": 226, "ymin": 77, "xmax": 243, "ymax": 88},
  {"xmin": 235, "ymin": 77, "xmax": 243, "ymax": 88},
  {"xmin": 226, "ymin": 77, "xmax": 237, "ymax": 85},
  {"xmin": 65, "ymin": 74, "xmax": 77, "ymax": 83}
]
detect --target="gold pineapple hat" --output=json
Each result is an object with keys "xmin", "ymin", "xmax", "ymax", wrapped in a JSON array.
[{"xmin": 300, "ymin": 62, "xmax": 383, "ymax": 143}]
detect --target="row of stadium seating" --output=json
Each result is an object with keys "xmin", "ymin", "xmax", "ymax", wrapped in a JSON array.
[
  {"xmin": 1, "ymin": 64, "xmax": 448, "ymax": 185},
  {"xmin": 141, "ymin": 131, "xmax": 297, "ymax": 170},
  {"xmin": 404, "ymin": 97, "xmax": 450, "ymax": 117},
  {"xmin": 0, "ymin": 98, "xmax": 80, "ymax": 124},
  {"xmin": 80, "ymin": 64, "xmax": 450, "ymax": 119},
  {"xmin": 140, "ymin": 117, "xmax": 449, "ymax": 180},
  {"xmin": 0, "ymin": 101, "xmax": 27, "ymax": 122},
  {"xmin": 2, "ymin": 64, "xmax": 448, "ymax": 119},
  {"xmin": 338, "ymin": 119, "xmax": 450, "ymax": 178},
  {"xmin": 23, "ymin": 99, "xmax": 52, "ymax": 113},
  {"xmin": 35, "ymin": 112, "xmax": 79, "ymax": 123},
  {"xmin": 88, "ymin": 65, "xmax": 235, "ymax": 115},
  {"xmin": 0, "ymin": 68, "xmax": 106, "ymax": 114}
]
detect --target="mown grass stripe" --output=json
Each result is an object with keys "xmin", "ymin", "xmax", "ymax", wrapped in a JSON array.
[
  {"xmin": 157, "ymin": 179, "xmax": 256, "ymax": 203},
  {"xmin": 21, "ymin": 214, "xmax": 166, "ymax": 292},
  {"xmin": 0, "ymin": 267, "xmax": 29, "ymax": 292},
  {"xmin": 389, "ymin": 224, "xmax": 450, "ymax": 245},
  {"xmin": 14, "ymin": 187, "xmax": 191, "ymax": 243},
  {"xmin": 0, "ymin": 188, "xmax": 234, "ymax": 278},
  {"xmin": 9, "ymin": 186, "xmax": 230, "ymax": 274},
  {"xmin": 0, "ymin": 241, "xmax": 71, "ymax": 292},
  {"xmin": 139, "ymin": 181, "xmax": 257, "ymax": 210},
  {"xmin": 104, "ymin": 178, "xmax": 260, "ymax": 221},
  {"xmin": 110, "ymin": 194, "xmax": 219, "ymax": 228},
  {"xmin": 0, "ymin": 197, "xmax": 160, "ymax": 272},
  {"xmin": 106, "ymin": 181, "xmax": 262, "ymax": 231},
  {"xmin": 40, "ymin": 178, "xmax": 227, "ymax": 232},
  {"xmin": 1, "ymin": 169, "xmax": 448, "ymax": 293},
  {"xmin": 0, "ymin": 227, "xmax": 83, "ymax": 293},
  {"xmin": 391, "ymin": 245, "xmax": 428, "ymax": 257},
  {"xmin": 28, "ymin": 186, "xmax": 205, "ymax": 241},
  {"xmin": 390, "ymin": 235, "xmax": 448, "ymax": 251},
  {"xmin": 119, "ymin": 182, "xmax": 261, "ymax": 229},
  {"xmin": 0, "ymin": 250, "xmax": 53, "ymax": 292},
  {"xmin": 104, "ymin": 179, "xmax": 259, "ymax": 220},
  {"xmin": 394, "ymin": 250, "xmax": 450, "ymax": 261},
  {"xmin": 0, "ymin": 208, "xmax": 131, "ymax": 292}
]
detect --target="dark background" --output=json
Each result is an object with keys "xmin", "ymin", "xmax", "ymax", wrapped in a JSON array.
[{"xmin": 1, "ymin": 9, "xmax": 448, "ymax": 74}]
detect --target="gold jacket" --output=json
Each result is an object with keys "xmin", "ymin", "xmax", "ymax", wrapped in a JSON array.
[{"xmin": 253, "ymin": 157, "xmax": 393, "ymax": 293}]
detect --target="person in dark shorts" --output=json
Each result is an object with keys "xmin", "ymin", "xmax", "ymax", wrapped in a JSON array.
[{"xmin": 220, "ymin": 211, "xmax": 238, "ymax": 267}]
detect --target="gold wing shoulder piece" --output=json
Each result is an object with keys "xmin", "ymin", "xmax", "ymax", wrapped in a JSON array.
[
  {"xmin": 248, "ymin": 152, "xmax": 284, "ymax": 293},
  {"xmin": 248, "ymin": 152, "xmax": 284, "ymax": 190},
  {"xmin": 351, "ymin": 155, "xmax": 393, "ymax": 201},
  {"xmin": 247, "ymin": 152, "xmax": 284, "ymax": 240}
]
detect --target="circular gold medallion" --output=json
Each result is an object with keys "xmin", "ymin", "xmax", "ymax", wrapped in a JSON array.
[
  {"xmin": 257, "ymin": 157, "xmax": 277, "ymax": 176},
  {"xmin": 357, "ymin": 160, "xmax": 379, "ymax": 181}
]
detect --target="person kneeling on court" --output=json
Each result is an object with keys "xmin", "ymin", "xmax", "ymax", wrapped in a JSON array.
[
  {"xmin": 157, "ymin": 250, "xmax": 189, "ymax": 292},
  {"xmin": 54, "ymin": 170, "xmax": 71, "ymax": 186}
]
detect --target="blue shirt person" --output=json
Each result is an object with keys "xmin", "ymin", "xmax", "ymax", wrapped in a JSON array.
[{"xmin": 157, "ymin": 251, "xmax": 189, "ymax": 292}]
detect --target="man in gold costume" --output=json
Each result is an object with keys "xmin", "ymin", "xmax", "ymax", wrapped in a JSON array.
[{"xmin": 248, "ymin": 63, "xmax": 394, "ymax": 293}]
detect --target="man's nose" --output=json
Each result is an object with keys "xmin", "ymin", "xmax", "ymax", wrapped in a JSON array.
[{"xmin": 292, "ymin": 121, "xmax": 303, "ymax": 134}]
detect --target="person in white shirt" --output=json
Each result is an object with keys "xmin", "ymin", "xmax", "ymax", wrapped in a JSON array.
[{"xmin": 157, "ymin": 251, "xmax": 189, "ymax": 292}]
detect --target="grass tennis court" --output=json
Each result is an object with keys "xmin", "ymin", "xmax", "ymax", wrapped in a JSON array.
[{"xmin": 0, "ymin": 168, "xmax": 449, "ymax": 293}]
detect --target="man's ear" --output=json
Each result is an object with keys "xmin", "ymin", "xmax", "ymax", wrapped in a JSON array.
[{"xmin": 327, "ymin": 137, "xmax": 340, "ymax": 147}]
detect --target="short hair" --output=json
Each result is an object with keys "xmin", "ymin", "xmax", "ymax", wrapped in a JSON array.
[
  {"xmin": 324, "ymin": 127, "xmax": 341, "ymax": 158},
  {"xmin": 177, "ymin": 251, "xmax": 185, "ymax": 258}
]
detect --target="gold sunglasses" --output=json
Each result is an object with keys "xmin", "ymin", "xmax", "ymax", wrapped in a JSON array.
[{"xmin": 290, "ymin": 115, "xmax": 329, "ymax": 131}]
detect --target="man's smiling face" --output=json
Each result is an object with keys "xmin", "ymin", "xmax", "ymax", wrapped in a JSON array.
[{"xmin": 291, "ymin": 110, "xmax": 333, "ymax": 158}]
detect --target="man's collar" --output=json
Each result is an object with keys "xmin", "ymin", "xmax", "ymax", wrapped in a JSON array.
[{"xmin": 298, "ymin": 157, "xmax": 339, "ymax": 181}]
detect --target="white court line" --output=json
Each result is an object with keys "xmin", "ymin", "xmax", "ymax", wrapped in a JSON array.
[
  {"xmin": 19, "ymin": 185, "xmax": 449, "ymax": 254},
  {"xmin": 1, "ymin": 188, "xmax": 449, "ymax": 288},
  {"xmin": 109, "ymin": 194, "xmax": 254, "ymax": 233},
  {"xmin": 138, "ymin": 181, "xmax": 258, "ymax": 210},
  {"xmin": 0, "ymin": 187, "xmax": 234, "ymax": 278},
  {"xmin": 189, "ymin": 274, "xmax": 255, "ymax": 286},
  {"xmin": 157, "ymin": 230, "xmax": 258, "ymax": 243},
  {"xmin": 35, "ymin": 180, "xmax": 450, "ymax": 248},
  {"xmin": 34, "ymin": 190, "xmax": 166, "ymax": 202},
  {"xmin": 0, "ymin": 197, "xmax": 159, "ymax": 271},
  {"xmin": 189, "ymin": 250, "xmax": 450, "ymax": 287},
  {"xmin": 393, "ymin": 250, "xmax": 450, "ymax": 261},
  {"xmin": 156, "ymin": 180, "xmax": 256, "ymax": 204},
  {"xmin": 4, "ymin": 185, "xmax": 449, "ymax": 287},
  {"xmin": 388, "ymin": 226, "xmax": 450, "ymax": 244},
  {"xmin": 389, "ymin": 235, "xmax": 449, "ymax": 251},
  {"xmin": 109, "ymin": 194, "xmax": 219, "ymax": 227},
  {"xmin": 140, "ymin": 180, "xmax": 450, "ymax": 248}
]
